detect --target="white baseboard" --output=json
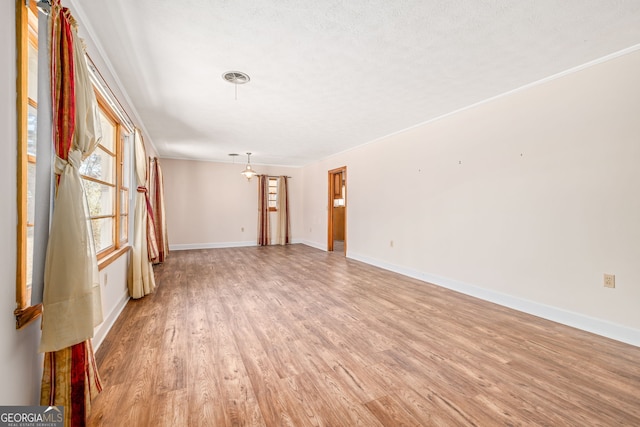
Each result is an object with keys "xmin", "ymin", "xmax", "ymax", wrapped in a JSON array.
[
  {"xmin": 297, "ymin": 239, "xmax": 326, "ymax": 251},
  {"xmin": 170, "ymin": 241, "xmax": 258, "ymax": 251},
  {"xmin": 171, "ymin": 239, "xmax": 310, "ymax": 251},
  {"xmin": 93, "ymin": 292, "xmax": 129, "ymax": 351},
  {"xmin": 348, "ymin": 251, "xmax": 640, "ymax": 348}
]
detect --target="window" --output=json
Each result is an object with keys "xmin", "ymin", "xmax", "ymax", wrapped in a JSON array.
[
  {"xmin": 80, "ymin": 93, "xmax": 130, "ymax": 265},
  {"xmin": 268, "ymin": 177, "xmax": 278, "ymax": 211},
  {"xmin": 15, "ymin": 3, "xmax": 131, "ymax": 328},
  {"xmin": 15, "ymin": 0, "xmax": 42, "ymax": 328}
]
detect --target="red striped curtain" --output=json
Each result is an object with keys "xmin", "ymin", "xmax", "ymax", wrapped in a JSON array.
[
  {"xmin": 51, "ymin": 6, "xmax": 74, "ymax": 164},
  {"xmin": 144, "ymin": 163, "xmax": 160, "ymax": 263},
  {"xmin": 150, "ymin": 157, "xmax": 169, "ymax": 263},
  {"xmin": 276, "ymin": 176, "xmax": 291, "ymax": 245},
  {"xmin": 41, "ymin": 341, "xmax": 101, "ymax": 427},
  {"xmin": 40, "ymin": 2, "xmax": 102, "ymax": 425},
  {"xmin": 258, "ymin": 175, "xmax": 270, "ymax": 246}
]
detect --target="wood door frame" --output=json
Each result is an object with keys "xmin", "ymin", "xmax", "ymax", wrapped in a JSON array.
[{"xmin": 327, "ymin": 166, "xmax": 347, "ymax": 254}]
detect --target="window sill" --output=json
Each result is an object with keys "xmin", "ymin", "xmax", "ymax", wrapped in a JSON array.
[
  {"xmin": 13, "ymin": 247, "xmax": 129, "ymax": 330},
  {"xmin": 98, "ymin": 245, "xmax": 131, "ymax": 271},
  {"xmin": 15, "ymin": 303, "xmax": 42, "ymax": 330}
]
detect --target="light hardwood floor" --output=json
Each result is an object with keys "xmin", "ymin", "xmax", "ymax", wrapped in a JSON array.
[{"xmin": 88, "ymin": 244, "xmax": 640, "ymax": 426}]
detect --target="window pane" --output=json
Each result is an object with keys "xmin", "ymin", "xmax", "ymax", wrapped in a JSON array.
[
  {"xmin": 27, "ymin": 104, "xmax": 37, "ymax": 156},
  {"xmin": 91, "ymin": 217, "xmax": 114, "ymax": 253},
  {"xmin": 28, "ymin": 43, "xmax": 37, "ymax": 102},
  {"xmin": 269, "ymin": 178, "xmax": 278, "ymax": 209},
  {"xmin": 26, "ymin": 225, "xmax": 34, "ymax": 295},
  {"xmin": 27, "ymin": 162, "xmax": 36, "ymax": 223},
  {"xmin": 120, "ymin": 189, "xmax": 128, "ymax": 215},
  {"xmin": 99, "ymin": 111, "xmax": 115, "ymax": 152},
  {"xmin": 80, "ymin": 147, "xmax": 114, "ymax": 182},
  {"xmin": 83, "ymin": 179, "xmax": 114, "ymax": 217},
  {"xmin": 122, "ymin": 133, "xmax": 130, "ymax": 188},
  {"xmin": 119, "ymin": 214, "xmax": 128, "ymax": 242}
]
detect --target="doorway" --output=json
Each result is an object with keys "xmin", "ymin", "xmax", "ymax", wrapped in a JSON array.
[{"xmin": 328, "ymin": 166, "xmax": 347, "ymax": 254}]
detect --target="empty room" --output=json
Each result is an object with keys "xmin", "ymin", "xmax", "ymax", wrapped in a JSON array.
[{"xmin": 2, "ymin": 1, "xmax": 640, "ymax": 426}]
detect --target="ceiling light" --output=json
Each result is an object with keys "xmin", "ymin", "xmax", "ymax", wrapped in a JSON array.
[{"xmin": 241, "ymin": 152, "xmax": 258, "ymax": 181}]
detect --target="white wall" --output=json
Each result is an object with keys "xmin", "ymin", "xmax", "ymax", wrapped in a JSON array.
[
  {"xmin": 162, "ymin": 159, "xmax": 303, "ymax": 249},
  {"xmin": 0, "ymin": 0, "xmax": 43, "ymax": 404},
  {"xmin": 301, "ymin": 48, "xmax": 640, "ymax": 345},
  {"xmin": 94, "ymin": 254, "xmax": 130, "ymax": 349}
]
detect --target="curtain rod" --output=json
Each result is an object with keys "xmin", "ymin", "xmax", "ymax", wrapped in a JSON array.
[
  {"xmin": 86, "ymin": 54, "xmax": 135, "ymax": 131},
  {"xmin": 260, "ymin": 175, "xmax": 292, "ymax": 179}
]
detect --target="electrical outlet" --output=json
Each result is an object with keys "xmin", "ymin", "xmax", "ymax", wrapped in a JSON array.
[
  {"xmin": 390, "ymin": 240, "xmax": 394, "ymax": 248},
  {"xmin": 604, "ymin": 274, "xmax": 615, "ymax": 288}
]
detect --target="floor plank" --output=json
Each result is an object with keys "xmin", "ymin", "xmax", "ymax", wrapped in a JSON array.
[{"xmin": 88, "ymin": 244, "xmax": 640, "ymax": 426}]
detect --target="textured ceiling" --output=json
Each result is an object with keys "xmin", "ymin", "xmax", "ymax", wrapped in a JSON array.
[{"xmin": 70, "ymin": 0, "xmax": 640, "ymax": 166}]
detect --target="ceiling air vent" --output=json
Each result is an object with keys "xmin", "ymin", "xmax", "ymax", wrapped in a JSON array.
[{"xmin": 222, "ymin": 71, "xmax": 250, "ymax": 84}]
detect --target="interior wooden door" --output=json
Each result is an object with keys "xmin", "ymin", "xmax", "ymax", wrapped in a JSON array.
[{"xmin": 327, "ymin": 166, "xmax": 347, "ymax": 254}]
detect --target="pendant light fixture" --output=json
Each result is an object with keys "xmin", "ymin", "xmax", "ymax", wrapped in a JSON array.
[{"xmin": 241, "ymin": 152, "xmax": 258, "ymax": 180}]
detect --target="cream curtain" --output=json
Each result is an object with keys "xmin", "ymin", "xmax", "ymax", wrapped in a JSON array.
[
  {"xmin": 276, "ymin": 176, "xmax": 291, "ymax": 245},
  {"xmin": 39, "ymin": 7, "xmax": 103, "ymax": 353},
  {"xmin": 128, "ymin": 130, "xmax": 156, "ymax": 298}
]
